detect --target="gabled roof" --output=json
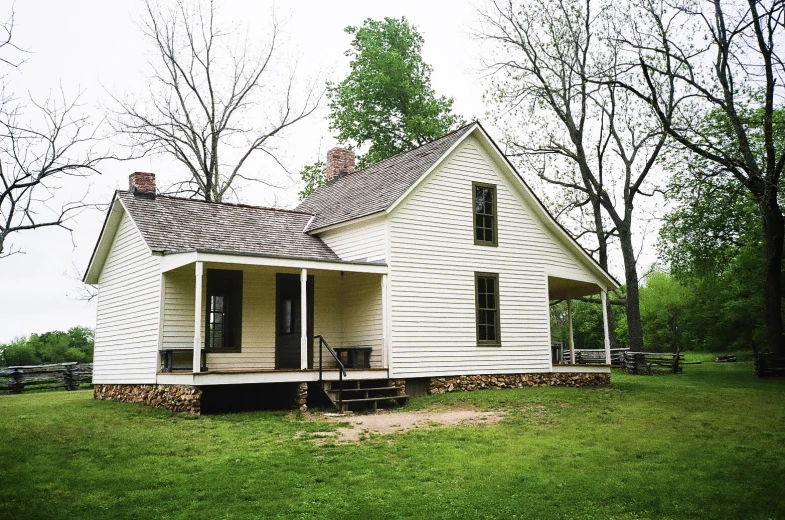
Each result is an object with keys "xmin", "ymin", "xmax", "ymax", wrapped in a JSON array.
[
  {"xmin": 296, "ymin": 123, "xmax": 474, "ymax": 231},
  {"xmin": 297, "ymin": 121, "xmax": 620, "ymax": 290},
  {"xmin": 116, "ymin": 191, "xmax": 340, "ymax": 261}
]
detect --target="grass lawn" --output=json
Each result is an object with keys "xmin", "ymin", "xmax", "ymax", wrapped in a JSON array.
[{"xmin": 1, "ymin": 354, "xmax": 784, "ymax": 520}]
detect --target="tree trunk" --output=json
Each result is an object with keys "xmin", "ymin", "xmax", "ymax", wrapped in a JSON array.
[
  {"xmin": 760, "ymin": 194, "xmax": 785, "ymax": 354},
  {"xmin": 619, "ymin": 227, "xmax": 644, "ymax": 352},
  {"xmin": 593, "ymin": 199, "xmax": 618, "ymax": 348}
]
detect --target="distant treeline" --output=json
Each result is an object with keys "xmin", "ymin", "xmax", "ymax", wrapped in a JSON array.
[
  {"xmin": 552, "ymin": 268, "xmax": 764, "ymax": 353},
  {"xmin": 0, "ymin": 327, "xmax": 94, "ymax": 367}
]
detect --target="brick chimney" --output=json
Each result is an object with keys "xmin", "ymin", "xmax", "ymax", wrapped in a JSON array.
[
  {"xmin": 129, "ymin": 172, "xmax": 156, "ymax": 196},
  {"xmin": 326, "ymin": 147, "xmax": 355, "ymax": 181}
]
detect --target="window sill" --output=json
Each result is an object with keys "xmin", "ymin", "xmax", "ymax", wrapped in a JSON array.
[{"xmin": 476, "ymin": 342, "xmax": 502, "ymax": 348}]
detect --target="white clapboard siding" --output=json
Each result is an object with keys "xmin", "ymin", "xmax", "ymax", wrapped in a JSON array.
[
  {"xmin": 313, "ymin": 270, "xmax": 345, "ymax": 362},
  {"xmin": 318, "ymin": 216, "xmax": 387, "ymax": 263},
  {"xmin": 340, "ymin": 272, "xmax": 384, "ymax": 367},
  {"xmin": 388, "ymin": 136, "xmax": 597, "ymax": 378},
  {"xmin": 93, "ymin": 211, "xmax": 160, "ymax": 384}
]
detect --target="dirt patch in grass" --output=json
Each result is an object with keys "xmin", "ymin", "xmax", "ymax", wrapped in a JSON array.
[{"xmin": 296, "ymin": 408, "xmax": 506, "ymax": 444}]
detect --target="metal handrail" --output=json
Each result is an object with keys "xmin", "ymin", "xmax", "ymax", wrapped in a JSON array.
[{"xmin": 315, "ymin": 335, "xmax": 346, "ymax": 410}]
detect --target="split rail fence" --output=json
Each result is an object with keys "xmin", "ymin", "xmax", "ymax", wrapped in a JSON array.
[{"xmin": 0, "ymin": 362, "xmax": 93, "ymax": 394}]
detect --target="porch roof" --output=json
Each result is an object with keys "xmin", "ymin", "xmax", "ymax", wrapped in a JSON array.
[{"xmin": 159, "ymin": 250, "xmax": 388, "ymax": 274}]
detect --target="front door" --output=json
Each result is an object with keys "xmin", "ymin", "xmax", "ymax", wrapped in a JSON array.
[{"xmin": 275, "ymin": 273, "xmax": 314, "ymax": 369}]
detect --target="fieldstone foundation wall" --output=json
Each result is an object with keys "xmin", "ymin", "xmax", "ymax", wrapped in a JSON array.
[
  {"xmin": 294, "ymin": 382, "xmax": 308, "ymax": 411},
  {"xmin": 390, "ymin": 379, "xmax": 406, "ymax": 394},
  {"xmin": 429, "ymin": 372, "xmax": 610, "ymax": 394},
  {"xmin": 94, "ymin": 384, "xmax": 202, "ymax": 415}
]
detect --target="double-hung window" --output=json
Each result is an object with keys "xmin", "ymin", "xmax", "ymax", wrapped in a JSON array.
[
  {"xmin": 473, "ymin": 182, "xmax": 498, "ymax": 246},
  {"xmin": 205, "ymin": 269, "xmax": 243, "ymax": 352},
  {"xmin": 475, "ymin": 273, "xmax": 501, "ymax": 346}
]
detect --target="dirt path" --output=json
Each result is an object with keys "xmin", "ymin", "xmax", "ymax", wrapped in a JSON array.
[{"xmin": 296, "ymin": 408, "xmax": 505, "ymax": 444}]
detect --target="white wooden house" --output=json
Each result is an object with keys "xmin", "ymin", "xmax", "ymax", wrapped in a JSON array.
[{"xmin": 84, "ymin": 122, "xmax": 619, "ymax": 413}]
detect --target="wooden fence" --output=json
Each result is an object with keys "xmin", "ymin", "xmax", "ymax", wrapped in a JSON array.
[
  {"xmin": 621, "ymin": 352, "xmax": 683, "ymax": 374},
  {"xmin": 559, "ymin": 348, "xmax": 629, "ymax": 366},
  {"xmin": 0, "ymin": 362, "xmax": 93, "ymax": 394}
]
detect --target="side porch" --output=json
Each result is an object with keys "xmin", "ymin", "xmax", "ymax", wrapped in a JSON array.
[{"xmin": 547, "ymin": 274, "xmax": 614, "ymax": 368}]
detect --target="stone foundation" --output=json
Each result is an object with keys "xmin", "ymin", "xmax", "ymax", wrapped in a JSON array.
[
  {"xmin": 294, "ymin": 382, "xmax": 308, "ymax": 411},
  {"xmin": 429, "ymin": 372, "xmax": 610, "ymax": 394},
  {"xmin": 94, "ymin": 384, "xmax": 202, "ymax": 415},
  {"xmin": 390, "ymin": 379, "xmax": 406, "ymax": 394}
]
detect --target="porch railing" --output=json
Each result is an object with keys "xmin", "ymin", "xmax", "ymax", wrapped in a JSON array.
[{"xmin": 315, "ymin": 335, "xmax": 347, "ymax": 410}]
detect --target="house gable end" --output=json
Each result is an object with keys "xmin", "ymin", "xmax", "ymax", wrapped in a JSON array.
[{"xmin": 84, "ymin": 195, "xmax": 154, "ymax": 284}]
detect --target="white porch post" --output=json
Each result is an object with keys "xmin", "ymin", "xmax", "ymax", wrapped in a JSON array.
[
  {"xmin": 300, "ymin": 268, "xmax": 308, "ymax": 370},
  {"xmin": 193, "ymin": 261, "xmax": 203, "ymax": 373},
  {"xmin": 381, "ymin": 274, "xmax": 389, "ymax": 369},
  {"xmin": 601, "ymin": 290, "xmax": 611, "ymax": 365},
  {"xmin": 567, "ymin": 297, "xmax": 575, "ymax": 365}
]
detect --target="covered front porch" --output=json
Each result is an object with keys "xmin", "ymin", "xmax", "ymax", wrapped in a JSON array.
[
  {"xmin": 155, "ymin": 252, "xmax": 390, "ymax": 383},
  {"xmin": 548, "ymin": 274, "xmax": 613, "ymax": 367}
]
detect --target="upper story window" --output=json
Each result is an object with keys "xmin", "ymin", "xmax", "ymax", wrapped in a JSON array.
[
  {"xmin": 473, "ymin": 182, "xmax": 498, "ymax": 246},
  {"xmin": 206, "ymin": 269, "xmax": 243, "ymax": 352}
]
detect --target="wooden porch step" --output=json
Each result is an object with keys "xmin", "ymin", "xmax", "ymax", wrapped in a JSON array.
[
  {"xmin": 335, "ymin": 386, "xmax": 399, "ymax": 393},
  {"xmin": 339, "ymin": 395, "xmax": 410, "ymax": 404},
  {"xmin": 321, "ymin": 378, "xmax": 410, "ymax": 412}
]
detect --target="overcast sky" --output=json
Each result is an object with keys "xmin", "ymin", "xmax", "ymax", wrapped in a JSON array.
[{"xmin": 0, "ymin": 0, "xmax": 650, "ymax": 343}]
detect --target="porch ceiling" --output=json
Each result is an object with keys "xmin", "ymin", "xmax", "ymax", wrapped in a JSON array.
[{"xmin": 548, "ymin": 276, "xmax": 602, "ymax": 300}]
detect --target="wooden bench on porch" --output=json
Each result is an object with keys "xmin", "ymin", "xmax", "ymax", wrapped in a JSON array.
[
  {"xmin": 332, "ymin": 346, "xmax": 373, "ymax": 369},
  {"xmin": 160, "ymin": 348, "xmax": 208, "ymax": 372}
]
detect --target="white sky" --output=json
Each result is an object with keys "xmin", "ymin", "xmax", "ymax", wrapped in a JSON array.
[{"xmin": 0, "ymin": 0, "xmax": 649, "ymax": 343}]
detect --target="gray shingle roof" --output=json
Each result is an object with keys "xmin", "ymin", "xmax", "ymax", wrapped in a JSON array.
[
  {"xmin": 296, "ymin": 123, "xmax": 475, "ymax": 231},
  {"xmin": 117, "ymin": 191, "xmax": 341, "ymax": 262}
]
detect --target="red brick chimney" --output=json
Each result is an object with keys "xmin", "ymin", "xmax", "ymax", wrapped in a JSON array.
[
  {"xmin": 326, "ymin": 147, "xmax": 355, "ymax": 181},
  {"xmin": 129, "ymin": 172, "xmax": 156, "ymax": 195}
]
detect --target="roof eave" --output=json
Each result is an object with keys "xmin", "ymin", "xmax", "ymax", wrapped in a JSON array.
[{"xmin": 83, "ymin": 193, "xmax": 123, "ymax": 284}]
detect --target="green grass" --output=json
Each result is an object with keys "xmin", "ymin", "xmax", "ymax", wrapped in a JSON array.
[{"xmin": 1, "ymin": 354, "xmax": 784, "ymax": 520}]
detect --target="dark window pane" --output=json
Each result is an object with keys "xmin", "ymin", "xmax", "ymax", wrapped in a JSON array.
[
  {"xmin": 487, "ymin": 325, "xmax": 496, "ymax": 341},
  {"xmin": 475, "ymin": 187, "xmax": 484, "ymax": 213},
  {"xmin": 283, "ymin": 300, "xmax": 292, "ymax": 334},
  {"xmin": 478, "ymin": 278, "xmax": 486, "ymax": 293},
  {"xmin": 479, "ymin": 325, "xmax": 487, "ymax": 341},
  {"xmin": 487, "ymin": 278, "xmax": 495, "ymax": 293},
  {"xmin": 486, "ymin": 229, "xmax": 494, "ymax": 242},
  {"xmin": 487, "ymin": 294, "xmax": 495, "ymax": 309}
]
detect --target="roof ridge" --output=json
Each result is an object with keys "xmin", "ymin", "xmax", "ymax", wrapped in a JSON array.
[
  {"xmin": 338, "ymin": 121, "xmax": 476, "ymax": 178},
  {"xmin": 118, "ymin": 190, "xmax": 314, "ymax": 216}
]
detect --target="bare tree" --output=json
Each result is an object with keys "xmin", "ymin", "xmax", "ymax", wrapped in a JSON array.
[
  {"xmin": 0, "ymin": 9, "xmax": 111, "ymax": 258},
  {"xmin": 613, "ymin": 0, "xmax": 785, "ymax": 354},
  {"xmin": 479, "ymin": 0, "xmax": 673, "ymax": 352},
  {"xmin": 110, "ymin": 0, "xmax": 322, "ymax": 202}
]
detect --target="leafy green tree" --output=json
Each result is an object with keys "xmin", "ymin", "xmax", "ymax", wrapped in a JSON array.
[
  {"xmin": 0, "ymin": 326, "xmax": 94, "ymax": 367},
  {"xmin": 657, "ymin": 107, "xmax": 784, "ymax": 352},
  {"xmin": 327, "ymin": 17, "xmax": 463, "ymax": 169},
  {"xmin": 638, "ymin": 272, "xmax": 693, "ymax": 353},
  {"xmin": 297, "ymin": 160, "xmax": 326, "ymax": 200}
]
